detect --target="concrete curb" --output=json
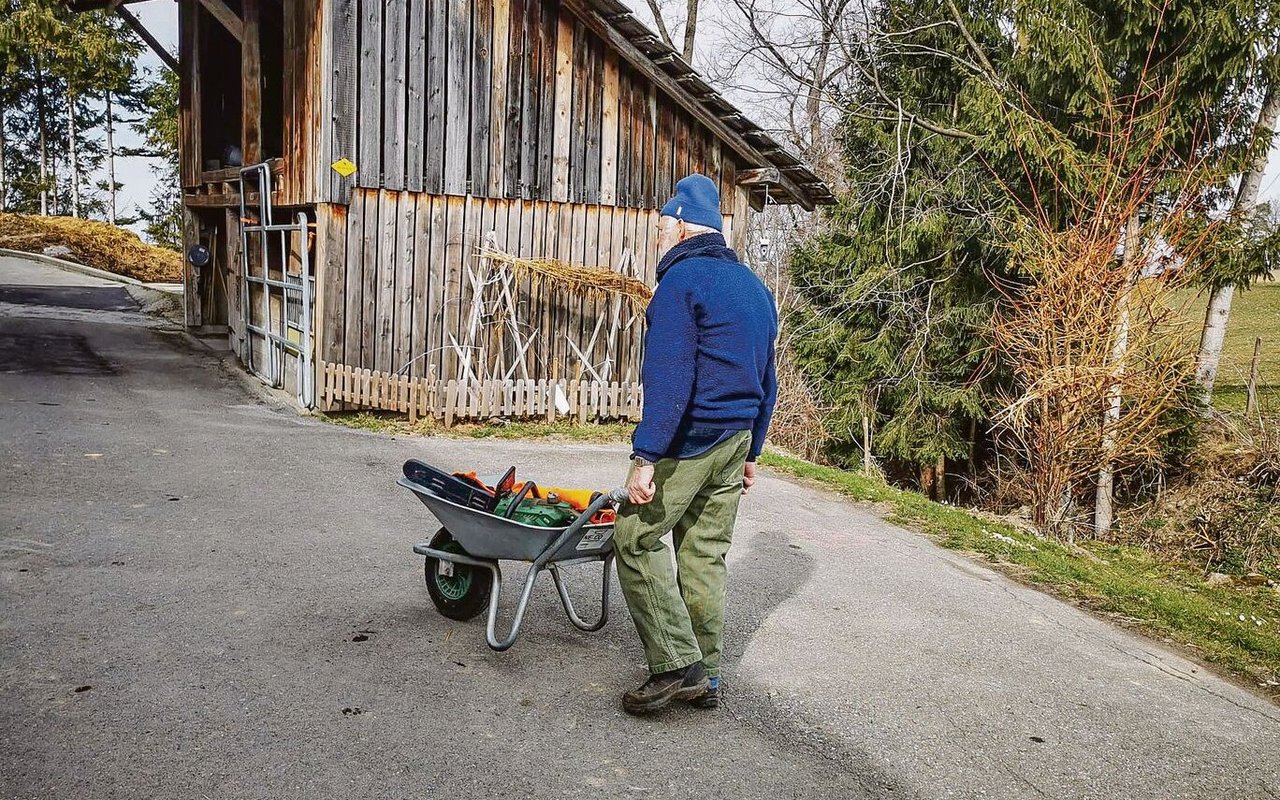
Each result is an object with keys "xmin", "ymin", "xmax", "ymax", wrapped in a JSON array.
[{"xmin": 0, "ymin": 246, "xmax": 154, "ymax": 287}]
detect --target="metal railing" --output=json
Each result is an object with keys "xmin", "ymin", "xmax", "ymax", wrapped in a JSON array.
[{"xmin": 237, "ymin": 163, "xmax": 315, "ymax": 407}]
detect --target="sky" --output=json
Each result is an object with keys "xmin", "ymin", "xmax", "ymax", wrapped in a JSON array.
[
  {"xmin": 105, "ymin": 0, "xmax": 1280, "ymax": 236},
  {"xmin": 108, "ymin": 0, "xmax": 176, "ymax": 233}
]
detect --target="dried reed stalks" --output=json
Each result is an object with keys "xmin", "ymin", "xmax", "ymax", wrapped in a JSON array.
[
  {"xmin": 767, "ymin": 344, "xmax": 832, "ymax": 463},
  {"xmin": 479, "ymin": 246, "xmax": 653, "ymax": 314}
]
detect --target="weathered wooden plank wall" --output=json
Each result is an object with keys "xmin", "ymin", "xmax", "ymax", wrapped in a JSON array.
[
  {"xmin": 305, "ymin": 0, "xmax": 760, "ymax": 388},
  {"xmin": 324, "ymin": 0, "xmax": 741, "ymax": 212},
  {"xmin": 277, "ymin": 0, "xmax": 323, "ymax": 205},
  {"xmin": 317, "ymin": 191, "xmax": 743, "ymax": 384}
]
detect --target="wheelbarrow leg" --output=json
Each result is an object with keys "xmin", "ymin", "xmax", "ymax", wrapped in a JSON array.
[
  {"xmin": 484, "ymin": 561, "xmax": 543, "ymax": 652},
  {"xmin": 549, "ymin": 553, "xmax": 613, "ymax": 633}
]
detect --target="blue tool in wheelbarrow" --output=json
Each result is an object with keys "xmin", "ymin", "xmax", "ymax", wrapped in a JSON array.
[{"xmin": 398, "ymin": 459, "xmax": 628, "ymax": 651}]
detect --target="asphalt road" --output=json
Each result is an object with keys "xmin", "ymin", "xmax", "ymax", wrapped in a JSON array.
[{"xmin": 2, "ymin": 253, "xmax": 1279, "ymax": 800}]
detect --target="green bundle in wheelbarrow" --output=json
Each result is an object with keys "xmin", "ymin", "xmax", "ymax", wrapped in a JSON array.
[{"xmin": 493, "ymin": 494, "xmax": 578, "ymax": 527}]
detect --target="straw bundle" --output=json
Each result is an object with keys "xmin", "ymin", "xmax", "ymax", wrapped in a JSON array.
[
  {"xmin": 479, "ymin": 246, "xmax": 652, "ymax": 313},
  {"xmin": 0, "ymin": 212, "xmax": 183, "ymax": 283}
]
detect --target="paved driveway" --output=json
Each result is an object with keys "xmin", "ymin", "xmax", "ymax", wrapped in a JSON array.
[{"xmin": 2, "ymin": 253, "xmax": 1278, "ymax": 799}]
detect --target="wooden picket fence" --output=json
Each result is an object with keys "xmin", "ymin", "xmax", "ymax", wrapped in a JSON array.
[{"xmin": 317, "ymin": 360, "xmax": 643, "ymax": 425}]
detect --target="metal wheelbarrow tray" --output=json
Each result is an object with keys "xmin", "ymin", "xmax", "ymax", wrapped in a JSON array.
[{"xmin": 398, "ymin": 460, "xmax": 626, "ymax": 651}]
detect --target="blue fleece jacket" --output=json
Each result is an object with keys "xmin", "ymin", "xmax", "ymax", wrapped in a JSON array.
[{"xmin": 632, "ymin": 232, "xmax": 779, "ymax": 463}]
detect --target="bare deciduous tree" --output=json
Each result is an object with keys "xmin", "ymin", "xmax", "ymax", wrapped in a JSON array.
[
  {"xmin": 643, "ymin": 0, "xmax": 701, "ymax": 64},
  {"xmin": 704, "ymin": 0, "xmax": 860, "ymax": 188}
]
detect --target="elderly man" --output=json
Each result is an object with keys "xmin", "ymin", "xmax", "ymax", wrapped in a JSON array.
[{"xmin": 615, "ymin": 173, "xmax": 779, "ymax": 716}]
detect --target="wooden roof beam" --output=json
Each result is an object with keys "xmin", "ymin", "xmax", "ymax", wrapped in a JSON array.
[
  {"xmin": 561, "ymin": 0, "xmax": 817, "ymax": 210},
  {"xmin": 115, "ymin": 5, "xmax": 178, "ymax": 72},
  {"xmin": 737, "ymin": 167, "xmax": 780, "ymax": 186},
  {"xmin": 196, "ymin": 0, "xmax": 243, "ymax": 43}
]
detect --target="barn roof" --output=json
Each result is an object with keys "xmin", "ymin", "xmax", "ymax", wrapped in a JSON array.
[
  {"xmin": 67, "ymin": 0, "xmax": 834, "ymax": 208},
  {"xmin": 564, "ymin": 0, "xmax": 834, "ymax": 208}
]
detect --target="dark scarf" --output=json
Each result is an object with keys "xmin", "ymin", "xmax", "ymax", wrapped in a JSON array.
[{"xmin": 655, "ymin": 231, "xmax": 740, "ymax": 282}]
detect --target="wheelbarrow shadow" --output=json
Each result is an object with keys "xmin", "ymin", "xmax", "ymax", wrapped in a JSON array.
[{"xmin": 463, "ymin": 526, "xmax": 817, "ymax": 678}]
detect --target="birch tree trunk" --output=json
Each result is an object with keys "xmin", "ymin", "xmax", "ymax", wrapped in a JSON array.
[
  {"xmin": 106, "ymin": 92, "xmax": 117, "ymax": 225},
  {"xmin": 1195, "ymin": 82, "xmax": 1280, "ymax": 402},
  {"xmin": 1094, "ymin": 213, "xmax": 1141, "ymax": 537},
  {"xmin": 67, "ymin": 89, "xmax": 81, "ymax": 218}
]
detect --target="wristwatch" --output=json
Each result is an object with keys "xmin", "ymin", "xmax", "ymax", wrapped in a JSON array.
[{"xmin": 631, "ymin": 455, "xmax": 654, "ymax": 468}]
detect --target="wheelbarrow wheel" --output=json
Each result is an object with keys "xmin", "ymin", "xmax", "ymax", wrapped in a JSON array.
[{"xmin": 423, "ymin": 528, "xmax": 492, "ymax": 622}]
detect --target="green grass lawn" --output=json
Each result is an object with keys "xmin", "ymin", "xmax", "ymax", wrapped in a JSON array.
[{"xmin": 1176, "ymin": 279, "xmax": 1280, "ymax": 412}]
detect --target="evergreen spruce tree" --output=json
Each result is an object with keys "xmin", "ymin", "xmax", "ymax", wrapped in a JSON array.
[
  {"xmin": 131, "ymin": 70, "xmax": 180, "ymax": 249},
  {"xmin": 790, "ymin": 0, "xmax": 1280, "ymax": 506},
  {"xmin": 789, "ymin": 0, "xmax": 1012, "ymax": 496},
  {"xmin": 0, "ymin": 0, "xmax": 143, "ymax": 218}
]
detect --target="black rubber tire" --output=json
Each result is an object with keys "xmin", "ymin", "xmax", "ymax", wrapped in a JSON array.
[{"xmin": 423, "ymin": 528, "xmax": 493, "ymax": 622}]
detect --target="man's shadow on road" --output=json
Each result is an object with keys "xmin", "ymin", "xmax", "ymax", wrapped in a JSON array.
[{"xmin": 721, "ymin": 528, "xmax": 815, "ymax": 668}]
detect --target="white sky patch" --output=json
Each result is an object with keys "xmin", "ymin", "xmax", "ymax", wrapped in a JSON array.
[{"xmin": 102, "ymin": 0, "xmax": 176, "ymax": 237}]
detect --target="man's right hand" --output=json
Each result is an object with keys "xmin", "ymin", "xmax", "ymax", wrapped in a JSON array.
[
  {"xmin": 742, "ymin": 461, "xmax": 756, "ymax": 496},
  {"xmin": 628, "ymin": 463, "xmax": 656, "ymax": 505}
]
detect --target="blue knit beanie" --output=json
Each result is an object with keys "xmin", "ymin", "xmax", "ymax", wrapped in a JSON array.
[{"xmin": 661, "ymin": 174, "xmax": 722, "ymax": 231}]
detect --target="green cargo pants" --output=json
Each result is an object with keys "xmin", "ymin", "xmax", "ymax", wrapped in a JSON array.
[{"xmin": 614, "ymin": 430, "xmax": 751, "ymax": 677}]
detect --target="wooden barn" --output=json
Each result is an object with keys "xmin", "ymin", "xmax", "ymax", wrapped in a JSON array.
[{"xmin": 74, "ymin": 0, "xmax": 833, "ymax": 421}]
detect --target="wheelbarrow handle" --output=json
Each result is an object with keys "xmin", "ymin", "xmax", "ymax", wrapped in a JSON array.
[{"xmin": 606, "ymin": 487, "xmax": 630, "ymax": 505}]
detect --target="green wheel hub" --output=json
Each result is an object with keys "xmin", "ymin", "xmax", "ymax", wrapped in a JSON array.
[{"xmin": 435, "ymin": 563, "xmax": 473, "ymax": 600}]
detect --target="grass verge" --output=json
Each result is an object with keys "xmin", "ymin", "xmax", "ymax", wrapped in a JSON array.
[
  {"xmin": 321, "ymin": 410, "xmax": 633, "ymax": 443},
  {"xmin": 1175, "ymin": 280, "xmax": 1278, "ymax": 414},
  {"xmin": 758, "ymin": 451, "xmax": 1280, "ymax": 699}
]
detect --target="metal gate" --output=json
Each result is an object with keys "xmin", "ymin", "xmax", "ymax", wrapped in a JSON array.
[{"xmin": 238, "ymin": 163, "xmax": 315, "ymax": 407}]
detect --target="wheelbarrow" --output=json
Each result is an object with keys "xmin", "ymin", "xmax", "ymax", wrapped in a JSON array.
[{"xmin": 398, "ymin": 459, "xmax": 627, "ymax": 651}]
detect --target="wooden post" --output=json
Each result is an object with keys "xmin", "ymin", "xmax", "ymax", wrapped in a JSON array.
[
  {"xmin": 1246, "ymin": 336, "xmax": 1263, "ymax": 415},
  {"xmin": 861, "ymin": 414, "xmax": 872, "ymax": 474},
  {"xmin": 177, "ymin": 0, "xmax": 201, "ymax": 188},
  {"xmin": 241, "ymin": 0, "xmax": 262, "ymax": 166},
  {"xmin": 183, "ymin": 209, "xmax": 203, "ymax": 327}
]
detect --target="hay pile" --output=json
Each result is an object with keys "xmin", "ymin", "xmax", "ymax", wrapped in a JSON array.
[
  {"xmin": 480, "ymin": 247, "xmax": 652, "ymax": 314},
  {"xmin": 0, "ymin": 212, "xmax": 183, "ymax": 283}
]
